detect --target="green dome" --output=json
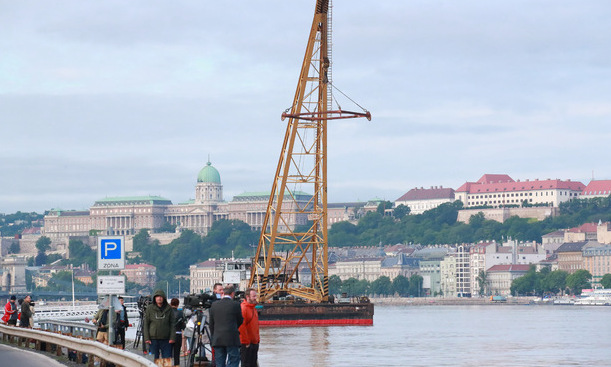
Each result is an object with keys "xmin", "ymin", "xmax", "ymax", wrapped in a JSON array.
[{"xmin": 197, "ymin": 161, "xmax": 221, "ymax": 184}]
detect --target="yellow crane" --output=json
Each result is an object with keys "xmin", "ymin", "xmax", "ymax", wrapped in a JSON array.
[{"xmin": 249, "ymin": 0, "xmax": 370, "ymax": 303}]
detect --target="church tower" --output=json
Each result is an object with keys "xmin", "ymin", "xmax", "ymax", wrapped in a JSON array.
[{"xmin": 195, "ymin": 161, "xmax": 223, "ymax": 204}]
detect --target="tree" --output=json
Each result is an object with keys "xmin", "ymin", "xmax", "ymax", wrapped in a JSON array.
[
  {"xmin": 408, "ymin": 274, "xmax": 423, "ymax": 297},
  {"xmin": 566, "ymin": 270, "xmax": 592, "ymax": 295},
  {"xmin": 40, "ymin": 271, "xmax": 92, "ymax": 293},
  {"xmin": 47, "ymin": 253, "xmax": 63, "ymax": 264},
  {"xmin": 157, "ymin": 221, "xmax": 177, "ymax": 233},
  {"xmin": 377, "ymin": 201, "xmax": 393, "ymax": 215},
  {"xmin": 371, "ymin": 276, "xmax": 392, "ymax": 296},
  {"xmin": 133, "ymin": 229, "xmax": 151, "ymax": 252},
  {"xmin": 392, "ymin": 275, "xmax": 410, "ymax": 296},
  {"xmin": 341, "ymin": 278, "xmax": 359, "ymax": 296},
  {"xmin": 329, "ymin": 275, "xmax": 342, "ymax": 295},
  {"xmin": 601, "ymin": 274, "xmax": 611, "ymax": 289},
  {"xmin": 393, "ymin": 204, "xmax": 410, "ymax": 220},
  {"xmin": 329, "ymin": 221, "xmax": 359, "ymax": 246},
  {"xmin": 9, "ymin": 241, "xmax": 20, "ymax": 254},
  {"xmin": 510, "ymin": 266, "xmax": 540, "ymax": 296},
  {"xmin": 341, "ymin": 278, "xmax": 370, "ymax": 296},
  {"xmin": 35, "ymin": 251, "xmax": 47, "ymax": 266},
  {"xmin": 469, "ymin": 212, "xmax": 486, "ymax": 229},
  {"xmin": 68, "ymin": 239, "xmax": 96, "ymax": 269},
  {"xmin": 356, "ymin": 279, "xmax": 371, "ymax": 295},
  {"xmin": 476, "ymin": 270, "xmax": 489, "ymax": 296},
  {"xmin": 542, "ymin": 270, "xmax": 568, "ymax": 295},
  {"xmin": 35, "ymin": 236, "xmax": 52, "ymax": 253}
]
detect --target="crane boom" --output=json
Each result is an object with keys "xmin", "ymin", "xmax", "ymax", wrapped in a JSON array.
[{"xmin": 249, "ymin": 0, "xmax": 370, "ymax": 303}]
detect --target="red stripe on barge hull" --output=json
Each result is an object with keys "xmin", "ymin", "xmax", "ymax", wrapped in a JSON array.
[{"xmin": 259, "ymin": 318, "xmax": 373, "ymax": 327}]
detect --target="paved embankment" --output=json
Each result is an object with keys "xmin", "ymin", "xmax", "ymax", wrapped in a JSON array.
[
  {"xmin": 0, "ymin": 343, "xmax": 68, "ymax": 367},
  {"xmin": 370, "ymin": 296, "xmax": 537, "ymax": 306}
]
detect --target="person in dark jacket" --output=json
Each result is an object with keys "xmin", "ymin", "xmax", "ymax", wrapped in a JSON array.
[
  {"xmin": 114, "ymin": 296, "xmax": 129, "ymax": 348},
  {"xmin": 20, "ymin": 295, "xmax": 32, "ymax": 328},
  {"xmin": 143, "ymin": 289, "xmax": 176, "ymax": 364},
  {"xmin": 170, "ymin": 298, "xmax": 185, "ymax": 367},
  {"xmin": 209, "ymin": 284, "xmax": 243, "ymax": 367}
]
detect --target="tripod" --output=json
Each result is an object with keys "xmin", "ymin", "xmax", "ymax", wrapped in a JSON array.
[
  {"xmin": 186, "ymin": 309, "xmax": 213, "ymax": 367},
  {"xmin": 133, "ymin": 311, "xmax": 147, "ymax": 354}
]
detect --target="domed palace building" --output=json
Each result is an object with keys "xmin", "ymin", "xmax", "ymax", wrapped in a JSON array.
[{"xmin": 43, "ymin": 161, "xmax": 316, "ymax": 244}]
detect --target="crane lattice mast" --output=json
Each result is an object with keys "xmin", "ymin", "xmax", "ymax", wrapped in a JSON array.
[{"xmin": 249, "ymin": 0, "xmax": 370, "ymax": 303}]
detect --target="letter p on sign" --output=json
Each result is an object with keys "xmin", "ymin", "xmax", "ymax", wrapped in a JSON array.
[
  {"xmin": 98, "ymin": 236, "xmax": 125, "ymax": 270},
  {"xmin": 102, "ymin": 240, "xmax": 119, "ymax": 259}
]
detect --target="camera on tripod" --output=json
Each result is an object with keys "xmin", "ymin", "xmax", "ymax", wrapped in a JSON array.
[
  {"xmin": 137, "ymin": 295, "xmax": 152, "ymax": 313},
  {"xmin": 183, "ymin": 292, "xmax": 217, "ymax": 309}
]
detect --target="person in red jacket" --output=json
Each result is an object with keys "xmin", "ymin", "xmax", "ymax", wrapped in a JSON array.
[
  {"xmin": 2, "ymin": 296, "xmax": 19, "ymax": 325},
  {"xmin": 238, "ymin": 288, "xmax": 260, "ymax": 367}
]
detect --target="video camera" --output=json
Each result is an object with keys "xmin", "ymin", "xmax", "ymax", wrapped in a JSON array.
[
  {"xmin": 137, "ymin": 295, "xmax": 152, "ymax": 313},
  {"xmin": 234, "ymin": 291, "xmax": 246, "ymax": 303},
  {"xmin": 183, "ymin": 292, "xmax": 217, "ymax": 309}
]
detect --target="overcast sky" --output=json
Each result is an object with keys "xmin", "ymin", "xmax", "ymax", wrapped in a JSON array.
[{"xmin": 2, "ymin": 1, "xmax": 610, "ymax": 214}]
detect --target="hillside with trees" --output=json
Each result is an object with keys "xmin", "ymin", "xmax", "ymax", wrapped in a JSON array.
[
  {"xmin": 131, "ymin": 219, "xmax": 259, "ymax": 292},
  {"xmin": 328, "ymin": 195, "xmax": 611, "ymax": 247},
  {"xmin": 0, "ymin": 211, "xmax": 44, "ymax": 237}
]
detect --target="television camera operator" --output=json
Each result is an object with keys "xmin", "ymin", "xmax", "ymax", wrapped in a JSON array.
[{"xmin": 182, "ymin": 289, "xmax": 219, "ymax": 366}]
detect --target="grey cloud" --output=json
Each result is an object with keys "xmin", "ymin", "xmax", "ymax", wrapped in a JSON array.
[{"xmin": 2, "ymin": 1, "xmax": 611, "ymax": 213}]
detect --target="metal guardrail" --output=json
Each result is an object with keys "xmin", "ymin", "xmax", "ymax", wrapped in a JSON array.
[
  {"xmin": 1, "ymin": 302, "xmax": 139, "ymax": 322},
  {"xmin": 0, "ymin": 323, "xmax": 156, "ymax": 367},
  {"xmin": 38, "ymin": 319, "xmax": 98, "ymax": 339}
]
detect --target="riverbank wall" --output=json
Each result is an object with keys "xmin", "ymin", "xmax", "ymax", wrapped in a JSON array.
[{"xmin": 370, "ymin": 296, "xmax": 536, "ymax": 306}]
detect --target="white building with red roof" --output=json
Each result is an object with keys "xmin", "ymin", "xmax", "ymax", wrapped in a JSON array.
[
  {"xmin": 581, "ymin": 180, "xmax": 611, "ymax": 199},
  {"xmin": 394, "ymin": 186, "xmax": 455, "ymax": 214},
  {"xmin": 455, "ymin": 174, "xmax": 585, "ymax": 208}
]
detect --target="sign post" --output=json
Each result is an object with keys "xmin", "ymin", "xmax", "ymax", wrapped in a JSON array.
[{"xmin": 97, "ymin": 236, "xmax": 126, "ymax": 346}]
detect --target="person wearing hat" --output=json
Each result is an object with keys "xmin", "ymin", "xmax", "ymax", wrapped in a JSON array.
[
  {"xmin": 2, "ymin": 296, "xmax": 19, "ymax": 326},
  {"xmin": 20, "ymin": 295, "xmax": 33, "ymax": 328}
]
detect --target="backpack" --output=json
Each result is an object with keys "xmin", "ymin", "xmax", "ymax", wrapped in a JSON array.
[{"xmin": 174, "ymin": 309, "xmax": 186, "ymax": 331}]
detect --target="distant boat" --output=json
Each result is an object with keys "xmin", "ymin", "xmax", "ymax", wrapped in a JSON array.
[
  {"xmin": 574, "ymin": 289, "xmax": 611, "ymax": 306},
  {"xmin": 553, "ymin": 297, "xmax": 575, "ymax": 305}
]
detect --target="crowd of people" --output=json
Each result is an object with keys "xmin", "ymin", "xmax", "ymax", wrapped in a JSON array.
[
  {"xmin": 2, "ymin": 294, "xmax": 34, "ymax": 328},
  {"xmin": 137, "ymin": 283, "xmax": 260, "ymax": 367},
  {"xmin": 2, "ymin": 284, "xmax": 260, "ymax": 367}
]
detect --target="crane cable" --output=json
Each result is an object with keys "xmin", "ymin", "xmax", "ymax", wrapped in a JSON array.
[{"xmin": 330, "ymin": 82, "xmax": 369, "ymax": 114}]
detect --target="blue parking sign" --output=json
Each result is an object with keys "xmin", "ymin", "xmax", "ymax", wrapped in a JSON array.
[
  {"xmin": 101, "ymin": 239, "xmax": 122, "ymax": 259},
  {"xmin": 98, "ymin": 236, "xmax": 125, "ymax": 270}
]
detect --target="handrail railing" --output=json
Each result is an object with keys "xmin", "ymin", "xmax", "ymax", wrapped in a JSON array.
[
  {"xmin": 0, "ymin": 323, "xmax": 155, "ymax": 367},
  {"xmin": 37, "ymin": 319, "xmax": 98, "ymax": 339}
]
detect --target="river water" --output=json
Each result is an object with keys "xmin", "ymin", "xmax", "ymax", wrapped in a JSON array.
[{"xmin": 258, "ymin": 304, "xmax": 611, "ymax": 367}]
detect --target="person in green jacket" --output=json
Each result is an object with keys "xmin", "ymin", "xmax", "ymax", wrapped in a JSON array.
[{"xmin": 143, "ymin": 289, "xmax": 176, "ymax": 363}]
